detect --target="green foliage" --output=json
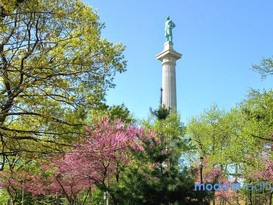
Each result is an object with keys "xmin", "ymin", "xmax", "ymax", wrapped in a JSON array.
[
  {"xmin": 150, "ymin": 105, "xmax": 170, "ymax": 120},
  {"xmin": 112, "ymin": 167, "xmax": 208, "ymax": 205},
  {"xmin": 187, "ymin": 90, "xmax": 273, "ymax": 203},
  {"xmin": 107, "ymin": 107, "xmax": 208, "ymax": 204},
  {"xmin": 0, "ymin": 0, "xmax": 126, "ymax": 168},
  {"xmin": 252, "ymin": 56, "xmax": 273, "ymax": 79},
  {"xmin": 88, "ymin": 104, "xmax": 134, "ymax": 124},
  {"xmin": 0, "ymin": 1, "xmax": 126, "ymax": 203},
  {"xmin": 187, "ymin": 105, "xmax": 228, "ymax": 159},
  {"xmin": 0, "ymin": 190, "xmax": 9, "ymax": 204}
]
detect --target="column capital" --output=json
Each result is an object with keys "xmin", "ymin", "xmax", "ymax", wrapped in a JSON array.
[{"xmin": 156, "ymin": 42, "xmax": 182, "ymax": 63}]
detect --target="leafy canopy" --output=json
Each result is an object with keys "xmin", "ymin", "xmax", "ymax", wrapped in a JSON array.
[{"xmin": 0, "ymin": 0, "xmax": 126, "ymax": 167}]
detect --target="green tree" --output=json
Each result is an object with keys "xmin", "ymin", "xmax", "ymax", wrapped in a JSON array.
[
  {"xmin": 0, "ymin": 0, "xmax": 126, "ymax": 170},
  {"xmin": 108, "ymin": 106, "xmax": 209, "ymax": 205},
  {"xmin": 252, "ymin": 56, "xmax": 273, "ymax": 79},
  {"xmin": 88, "ymin": 104, "xmax": 134, "ymax": 124},
  {"xmin": 187, "ymin": 105, "xmax": 235, "ymax": 166},
  {"xmin": 187, "ymin": 90, "xmax": 273, "ymax": 204}
]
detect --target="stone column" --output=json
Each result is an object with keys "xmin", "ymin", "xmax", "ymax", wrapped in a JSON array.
[{"xmin": 156, "ymin": 41, "xmax": 182, "ymax": 111}]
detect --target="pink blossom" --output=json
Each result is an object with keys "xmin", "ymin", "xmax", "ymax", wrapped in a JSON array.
[{"xmin": 1, "ymin": 117, "xmax": 159, "ymax": 204}]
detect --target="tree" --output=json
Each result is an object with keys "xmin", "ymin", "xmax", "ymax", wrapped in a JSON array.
[
  {"xmin": 89, "ymin": 104, "xmax": 134, "ymax": 124},
  {"xmin": 252, "ymin": 56, "xmax": 273, "ymax": 79},
  {"xmin": 238, "ymin": 89, "xmax": 273, "ymax": 205},
  {"xmin": 187, "ymin": 90, "xmax": 273, "ymax": 204},
  {"xmin": 0, "ymin": 0, "xmax": 126, "ymax": 169},
  {"xmin": 1, "ymin": 117, "xmax": 156, "ymax": 204},
  {"xmin": 251, "ymin": 154, "xmax": 273, "ymax": 205},
  {"xmin": 109, "ymin": 106, "xmax": 208, "ymax": 205},
  {"xmin": 1, "ymin": 0, "xmax": 26, "ymax": 19},
  {"xmin": 187, "ymin": 105, "xmax": 233, "ymax": 164}
]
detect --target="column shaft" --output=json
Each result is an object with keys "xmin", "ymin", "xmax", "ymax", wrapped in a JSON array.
[
  {"xmin": 156, "ymin": 42, "xmax": 181, "ymax": 111},
  {"xmin": 162, "ymin": 60, "xmax": 177, "ymax": 110}
]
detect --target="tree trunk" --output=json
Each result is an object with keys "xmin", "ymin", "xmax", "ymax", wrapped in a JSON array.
[
  {"xmin": 269, "ymin": 191, "xmax": 273, "ymax": 205},
  {"xmin": 55, "ymin": 194, "xmax": 60, "ymax": 205}
]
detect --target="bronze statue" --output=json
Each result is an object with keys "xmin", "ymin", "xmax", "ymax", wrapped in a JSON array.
[{"xmin": 165, "ymin": 16, "xmax": 176, "ymax": 42}]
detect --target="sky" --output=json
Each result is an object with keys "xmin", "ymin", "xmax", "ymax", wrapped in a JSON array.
[{"xmin": 84, "ymin": 0, "xmax": 273, "ymax": 123}]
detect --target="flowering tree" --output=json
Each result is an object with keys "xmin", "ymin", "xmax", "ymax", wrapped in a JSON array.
[
  {"xmin": 247, "ymin": 153, "xmax": 273, "ymax": 205},
  {"xmin": 192, "ymin": 157, "xmax": 240, "ymax": 204},
  {"xmin": 0, "ymin": 117, "xmax": 157, "ymax": 204}
]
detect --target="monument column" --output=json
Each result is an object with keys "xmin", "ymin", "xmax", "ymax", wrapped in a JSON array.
[{"xmin": 156, "ymin": 16, "xmax": 182, "ymax": 111}]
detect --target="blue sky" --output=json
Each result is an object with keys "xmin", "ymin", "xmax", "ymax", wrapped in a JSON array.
[{"xmin": 85, "ymin": 0, "xmax": 273, "ymax": 123}]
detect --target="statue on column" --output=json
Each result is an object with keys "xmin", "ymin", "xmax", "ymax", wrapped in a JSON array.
[{"xmin": 164, "ymin": 16, "xmax": 176, "ymax": 42}]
